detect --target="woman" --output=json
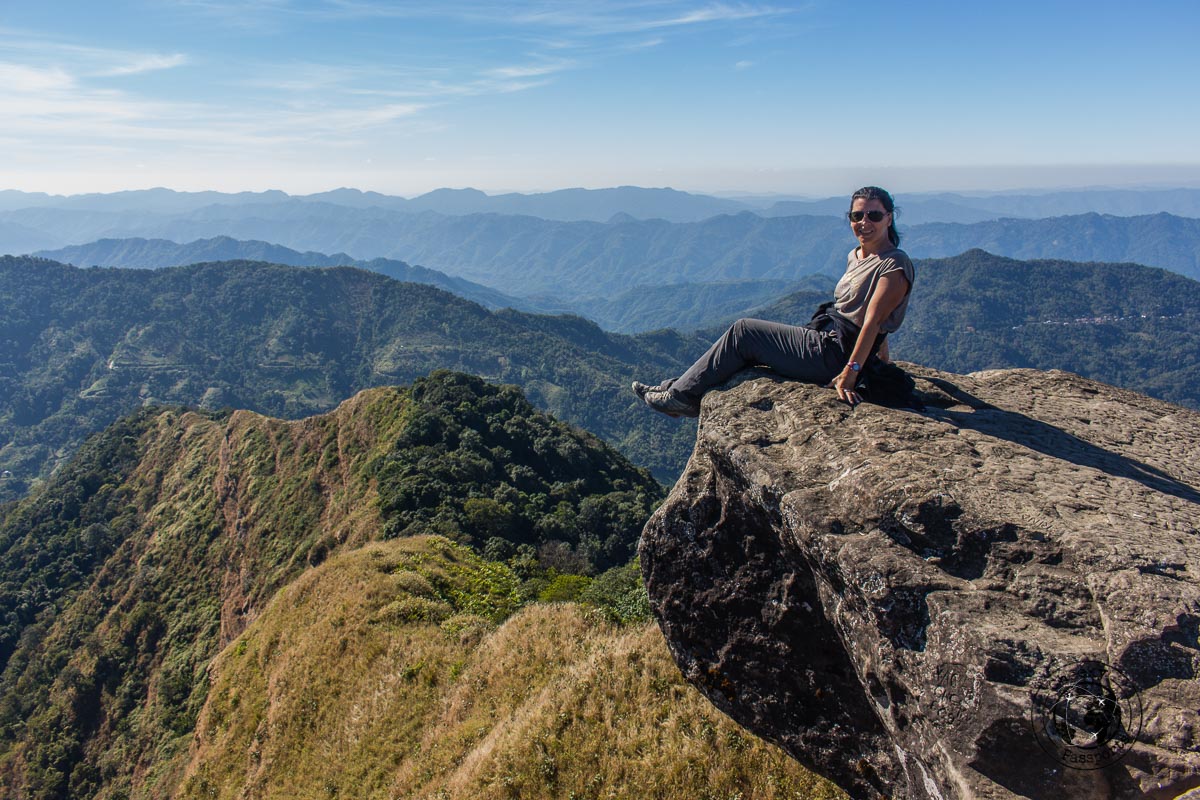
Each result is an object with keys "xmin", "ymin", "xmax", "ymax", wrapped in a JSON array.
[{"xmin": 634, "ymin": 186, "xmax": 914, "ymax": 416}]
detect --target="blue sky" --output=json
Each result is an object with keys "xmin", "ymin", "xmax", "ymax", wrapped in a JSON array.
[{"xmin": 1, "ymin": 0, "xmax": 1197, "ymax": 196}]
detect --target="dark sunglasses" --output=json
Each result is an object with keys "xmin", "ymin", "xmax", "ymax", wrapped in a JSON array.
[{"xmin": 847, "ymin": 210, "xmax": 888, "ymax": 223}]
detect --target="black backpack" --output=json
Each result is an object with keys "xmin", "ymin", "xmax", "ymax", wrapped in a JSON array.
[{"xmin": 856, "ymin": 360, "xmax": 923, "ymax": 409}]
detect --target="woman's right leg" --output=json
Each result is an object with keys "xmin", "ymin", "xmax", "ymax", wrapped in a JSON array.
[{"xmin": 669, "ymin": 318, "xmax": 844, "ymax": 402}]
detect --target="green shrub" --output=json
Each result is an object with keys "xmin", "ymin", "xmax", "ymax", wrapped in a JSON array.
[
  {"xmin": 537, "ymin": 574, "xmax": 592, "ymax": 603},
  {"xmin": 580, "ymin": 561, "xmax": 650, "ymax": 625},
  {"xmin": 372, "ymin": 596, "xmax": 453, "ymax": 625}
]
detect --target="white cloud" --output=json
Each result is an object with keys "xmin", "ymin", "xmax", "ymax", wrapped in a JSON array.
[
  {"xmin": 485, "ymin": 61, "xmax": 573, "ymax": 80},
  {"xmin": 511, "ymin": 2, "xmax": 793, "ymax": 35},
  {"xmin": 734, "ymin": 59, "xmax": 752, "ymax": 70},
  {"xmin": 96, "ymin": 53, "xmax": 189, "ymax": 77},
  {"xmin": 0, "ymin": 54, "xmax": 429, "ymax": 159},
  {"xmin": 0, "ymin": 63, "xmax": 75, "ymax": 92}
]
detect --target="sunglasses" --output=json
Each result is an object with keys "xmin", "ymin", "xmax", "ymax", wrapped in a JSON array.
[{"xmin": 847, "ymin": 210, "xmax": 888, "ymax": 223}]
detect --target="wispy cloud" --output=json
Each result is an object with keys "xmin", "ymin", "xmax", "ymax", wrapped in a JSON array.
[
  {"xmin": 0, "ymin": 31, "xmax": 189, "ymax": 80},
  {"xmin": 96, "ymin": 53, "xmax": 189, "ymax": 77},
  {"xmin": 0, "ymin": 63, "xmax": 76, "ymax": 93},
  {"xmin": 168, "ymin": 1, "xmax": 794, "ymax": 40},
  {"xmin": 0, "ymin": 43, "xmax": 428, "ymax": 159},
  {"xmin": 510, "ymin": 2, "xmax": 793, "ymax": 35},
  {"xmin": 240, "ymin": 54, "xmax": 570, "ymax": 105},
  {"xmin": 626, "ymin": 37, "xmax": 666, "ymax": 50},
  {"xmin": 485, "ymin": 60, "xmax": 574, "ymax": 80}
]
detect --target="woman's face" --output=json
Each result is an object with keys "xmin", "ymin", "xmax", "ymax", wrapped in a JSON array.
[{"xmin": 849, "ymin": 197, "xmax": 891, "ymax": 252}]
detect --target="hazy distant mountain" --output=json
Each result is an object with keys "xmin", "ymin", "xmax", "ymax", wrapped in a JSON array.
[
  {"xmin": 34, "ymin": 235, "xmax": 827, "ymax": 332},
  {"xmin": 762, "ymin": 188, "xmax": 1200, "ymax": 224},
  {"xmin": 0, "ymin": 186, "xmax": 750, "ymax": 224},
  {"xmin": 903, "ymin": 212, "xmax": 1200, "ymax": 281},
  {"xmin": 372, "ymin": 212, "xmax": 852, "ymax": 300},
  {"xmin": 0, "ymin": 190, "xmax": 60, "ymax": 212},
  {"xmin": 761, "ymin": 196, "xmax": 1012, "ymax": 225},
  {"xmin": 586, "ymin": 274, "xmax": 835, "ymax": 333},
  {"xmin": 916, "ymin": 188, "xmax": 1200, "ymax": 219},
  {"xmin": 401, "ymin": 186, "xmax": 751, "ymax": 221},
  {"xmin": 0, "ymin": 220, "xmax": 57, "ymax": 254},
  {"xmin": 0, "ymin": 187, "xmax": 291, "ymax": 213},
  {"xmin": 3, "ymin": 204, "xmax": 853, "ymax": 298},
  {"xmin": 33, "ymin": 236, "xmax": 538, "ymax": 312}
]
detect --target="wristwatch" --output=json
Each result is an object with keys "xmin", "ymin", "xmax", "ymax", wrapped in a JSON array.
[{"xmin": 848, "ymin": 361, "xmax": 862, "ymax": 372}]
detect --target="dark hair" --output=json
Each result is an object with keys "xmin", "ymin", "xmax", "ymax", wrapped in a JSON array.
[{"xmin": 850, "ymin": 186, "xmax": 900, "ymax": 247}]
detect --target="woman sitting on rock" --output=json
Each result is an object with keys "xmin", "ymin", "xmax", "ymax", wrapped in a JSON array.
[{"xmin": 634, "ymin": 186, "xmax": 914, "ymax": 416}]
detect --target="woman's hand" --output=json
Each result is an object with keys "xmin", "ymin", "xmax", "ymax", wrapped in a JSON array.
[{"xmin": 831, "ymin": 365, "xmax": 862, "ymax": 406}]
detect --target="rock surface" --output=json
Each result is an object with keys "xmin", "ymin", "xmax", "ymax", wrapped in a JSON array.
[{"xmin": 640, "ymin": 366, "xmax": 1200, "ymax": 799}]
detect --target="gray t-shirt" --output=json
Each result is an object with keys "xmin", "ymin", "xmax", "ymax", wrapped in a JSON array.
[{"xmin": 833, "ymin": 247, "xmax": 914, "ymax": 333}]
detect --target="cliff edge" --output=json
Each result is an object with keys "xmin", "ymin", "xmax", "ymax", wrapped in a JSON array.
[{"xmin": 640, "ymin": 366, "xmax": 1200, "ymax": 799}]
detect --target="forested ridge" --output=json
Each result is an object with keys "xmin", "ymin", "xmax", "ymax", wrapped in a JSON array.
[{"xmin": 0, "ymin": 256, "xmax": 701, "ymax": 500}]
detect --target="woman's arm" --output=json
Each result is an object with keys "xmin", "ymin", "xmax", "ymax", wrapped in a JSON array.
[{"xmin": 831, "ymin": 271, "xmax": 909, "ymax": 405}]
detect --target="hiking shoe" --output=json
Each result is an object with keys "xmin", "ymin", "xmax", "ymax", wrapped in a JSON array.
[
  {"xmin": 642, "ymin": 388, "xmax": 700, "ymax": 418},
  {"xmin": 632, "ymin": 378, "xmax": 675, "ymax": 398},
  {"xmin": 632, "ymin": 380, "xmax": 652, "ymax": 399}
]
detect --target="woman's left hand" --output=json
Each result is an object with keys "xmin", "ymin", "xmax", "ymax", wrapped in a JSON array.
[{"xmin": 831, "ymin": 367, "xmax": 861, "ymax": 406}]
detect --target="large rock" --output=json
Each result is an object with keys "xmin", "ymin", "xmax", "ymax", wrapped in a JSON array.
[{"xmin": 640, "ymin": 366, "xmax": 1200, "ymax": 799}]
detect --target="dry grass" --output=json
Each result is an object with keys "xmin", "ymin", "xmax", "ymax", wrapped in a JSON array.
[{"xmin": 177, "ymin": 537, "xmax": 846, "ymax": 800}]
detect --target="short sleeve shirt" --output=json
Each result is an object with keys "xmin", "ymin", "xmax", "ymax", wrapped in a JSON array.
[{"xmin": 833, "ymin": 247, "xmax": 914, "ymax": 333}]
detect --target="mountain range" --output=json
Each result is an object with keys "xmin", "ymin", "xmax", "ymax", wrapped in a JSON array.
[
  {"xmin": 4, "ymin": 249, "xmax": 1199, "ymax": 508},
  {"xmin": 6, "ymin": 185, "xmax": 1200, "ymax": 223},
  {"xmin": 10, "ymin": 203, "xmax": 1200, "ymax": 312},
  {"xmin": 0, "ymin": 186, "xmax": 746, "ymax": 223}
]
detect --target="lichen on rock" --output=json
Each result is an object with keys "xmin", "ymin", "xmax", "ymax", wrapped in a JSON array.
[{"xmin": 640, "ymin": 365, "xmax": 1200, "ymax": 799}]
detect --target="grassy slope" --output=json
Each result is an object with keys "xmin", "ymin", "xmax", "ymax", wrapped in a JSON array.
[
  {"xmin": 0, "ymin": 373, "xmax": 662, "ymax": 799},
  {"xmin": 0, "ymin": 391, "xmax": 412, "ymax": 799},
  {"xmin": 181, "ymin": 536, "xmax": 844, "ymax": 800}
]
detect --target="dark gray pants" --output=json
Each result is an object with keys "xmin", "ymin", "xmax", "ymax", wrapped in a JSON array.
[{"xmin": 671, "ymin": 318, "xmax": 846, "ymax": 402}]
